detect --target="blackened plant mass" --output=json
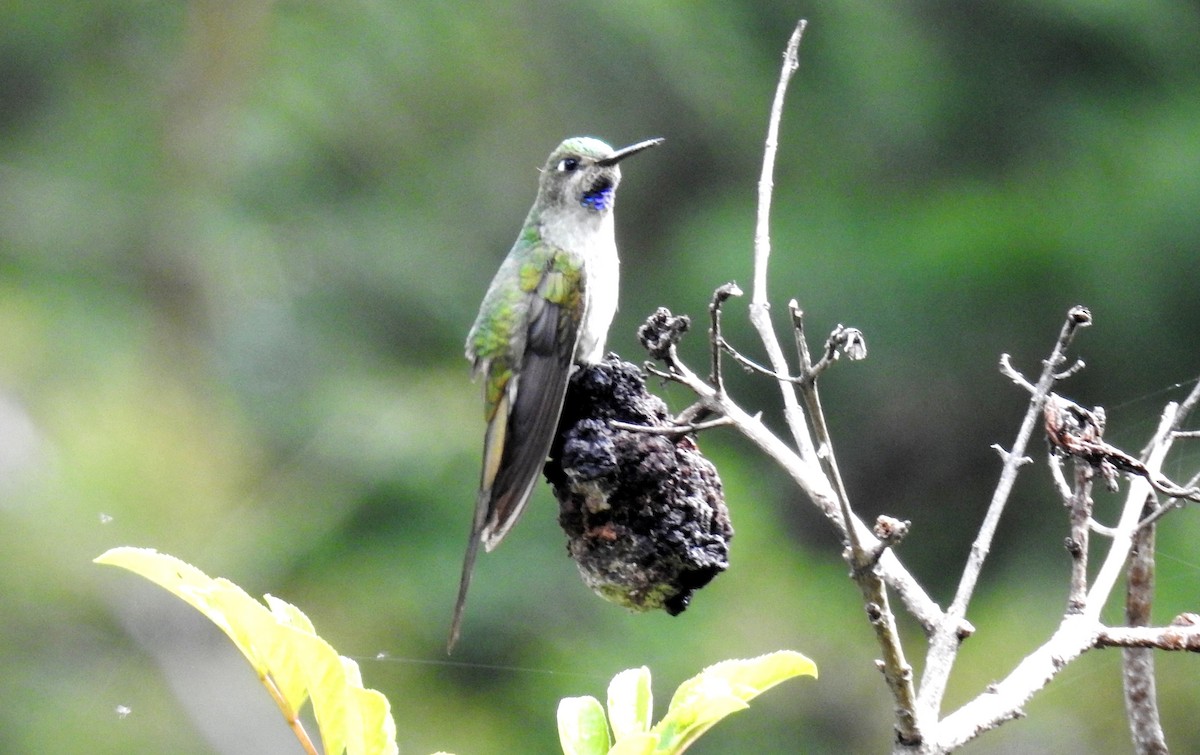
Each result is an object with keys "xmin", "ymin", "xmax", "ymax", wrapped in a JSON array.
[{"xmin": 547, "ymin": 355, "xmax": 732, "ymax": 615}]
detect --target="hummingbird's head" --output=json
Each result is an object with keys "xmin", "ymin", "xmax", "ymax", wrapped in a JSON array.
[{"xmin": 537, "ymin": 136, "xmax": 663, "ymax": 216}]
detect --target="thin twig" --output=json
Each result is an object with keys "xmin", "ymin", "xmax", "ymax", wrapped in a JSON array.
[
  {"xmin": 1148, "ymin": 468, "xmax": 1200, "ymax": 524},
  {"xmin": 1084, "ymin": 407, "xmax": 1177, "ymax": 620},
  {"xmin": 721, "ymin": 339, "xmax": 789, "ymax": 380},
  {"xmin": 790, "ymin": 302, "xmax": 811, "ymax": 374},
  {"xmin": 1054, "ymin": 359, "xmax": 1087, "ymax": 380},
  {"xmin": 748, "ymin": 19, "xmax": 818, "ymax": 465},
  {"xmin": 805, "ymin": 324, "xmax": 867, "ymax": 381},
  {"xmin": 1145, "ymin": 375, "xmax": 1200, "ymax": 453},
  {"xmin": 644, "ymin": 361, "xmax": 681, "ymax": 383},
  {"xmin": 1047, "ymin": 450, "xmax": 1073, "ymax": 500},
  {"xmin": 1133, "ymin": 377, "xmax": 1200, "ymax": 531},
  {"xmin": 719, "ymin": 327, "xmax": 867, "ymax": 385},
  {"xmin": 610, "ymin": 416, "xmax": 735, "ymax": 436},
  {"xmin": 999, "ymin": 353, "xmax": 1035, "ymax": 393},
  {"xmin": 752, "ymin": 23, "xmax": 803, "ymax": 310},
  {"xmin": 709, "ymin": 283, "xmax": 743, "ymax": 393},
  {"xmin": 797, "ymin": 353, "xmax": 862, "ymax": 558}
]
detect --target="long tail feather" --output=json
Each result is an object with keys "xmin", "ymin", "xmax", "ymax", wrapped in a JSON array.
[{"xmin": 447, "ymin": 489, "xmax": 489, "ymax": 653}]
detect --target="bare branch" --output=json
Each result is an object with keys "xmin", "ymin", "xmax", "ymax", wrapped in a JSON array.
[
  {"xmin": 720, "ymin": 339, "xmax": 788, "ymax": 380},
  {"xmin": 933, "ymin": 615, "xmax": 1098, "ymax": 751},
  {"xmin": 998, "ymin": 353, "xmax": 1035, "ymax": 393},
  {"xmin": 750, "ymin": 37, "xmax": 917, "ymax": 734},
  {"xmin": 643, "ymin": 362, "xmax": 681, "ymax": 383},
  {"xmin": 1084, "ymin": 406, "xmax": 1178, "ymax": 618},
  {"xmin": 1047, "ymin": 449, "xmax": 1073, "ymax": 501},
  {"xmin": 709, "ymin": 282, "xmax": 743, "ymax": 393},
  {"xmin": 990, "ymin": 443, "xmax": 1032, "ymax": 468},
  {"xmin": 935, "ymin": 393, "xmax": 1187, "ymax": 750},
  {"xmin": 1118, "ymin": 376, "xmax": 1200, "ymax": 753},
  {"xmin": 1170, "ymin": 378, "xmax": 1200, "ymax": 430},
  {"xmin": 1063, "ymin": 459, "xmax": 1094, "ymax": 615},
  {"xmin": 748, "ymin": 19, "xmax": 818, "ymax": 464},
  {"xmin": 717, "ymin": 320, "xmax": 868, "ymax": 386},
  {"xmin": 1101, "ymin": 621, "xmax": 1200, "ymax": 652},
  {"xmin": 1138, "ymin": 377, "xmax": 1200, "ymax": 457},
  {"xmin": 637, "ymin": 23, "xmax": 1200, "ymax": 753},
  {"xmin": 1054, "ymin": 359, "xmax": 1087, "ymax": 380},
  {"xmin": 752, "ymin": 21, "xmax": 804, "ymax": 307},
  {"xmin": 1123, "ymin": 492, "xmax": 1167, "ymax": 754},
  {"xmin": 790, "ymin": 301, "xmax": 812, "ymax": 373},
  {"xmin": 1088, "ymin": 518, "xmax": 1120, "ymax": 538},
  {"xmin": 917, "ymin": 305, "xmax": 1092, "ymax": 729}
]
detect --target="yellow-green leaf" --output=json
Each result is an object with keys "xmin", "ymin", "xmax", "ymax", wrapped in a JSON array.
[
  {"xmin": 558, "ymin": 695, "xmax": 611, "ymax": 755},
  {"xmin": 607, "ymin": 666, "xmax": 652, "ymax": 740},
  {"xmin": 352, "ymin": 686, "xmax": 397, "ymax": 755},
  {"xmin": 267, "ymin": 593, "xmax": 317, "ymax": 634},
  {"xmin": 260, "ymin": 594, "xmax": 315, "ymax": 714},
  {"xmin": 653, "ymin": 651, "xmax": 817, "ymax": 753},
  {"xmin": 285, "ymin": 628, "xmax": 352, "ymax": 755},
  {"xmin": 609, "ymin": 732, "xmax": 659, "ymax": 755},
  {"xmin": 95, "ymin": 547, "xmax": 399, "ymax": 755}
]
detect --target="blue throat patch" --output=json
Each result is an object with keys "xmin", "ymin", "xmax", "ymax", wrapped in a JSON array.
[{"xmin": 581, "ymin": 186, "xmax": 613, "ymax": 212}]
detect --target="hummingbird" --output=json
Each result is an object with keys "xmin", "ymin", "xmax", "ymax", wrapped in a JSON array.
[{"xmin": 448, "ymin": 135, "xmax": 664, "ymax": 651}]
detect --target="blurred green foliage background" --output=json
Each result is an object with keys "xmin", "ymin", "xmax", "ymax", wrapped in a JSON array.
[{"xmin": 2, "ymin": 1, "xmax": 1198, "ymax": 753}]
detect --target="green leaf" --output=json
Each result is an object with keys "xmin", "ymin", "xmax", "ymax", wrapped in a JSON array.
[
  {"xmin": 95, "ymin": 547, "xmax": 399, "ymax": 755},
  {"xmin": 607, "ymin": 666, "xmax": 653, "ymax": 740},
  {"xmin": 557, "ymin": 695, "xmax": 611, "ymax": 755},
  {"xmin": 652, "ymin": 651, "xmax": 817, "ymax": 753}
]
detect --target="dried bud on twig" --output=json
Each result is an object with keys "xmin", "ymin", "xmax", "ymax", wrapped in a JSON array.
[
  {"xmin": 1043, "ymin": 393, "xmax": 1200, "ymax": 505},
  {"xmin": 1045, "ymin": 394, "xmax": 1140, "ymax": 492},
  {"xmin": 1171, "ymin": 613, "xmax": 1200, "ymax": 628},
  {"xmin": 637, "ymin": 308, "xmax": 690, "ymax": 361},
  {"xmin": 831, "ymin": 325, "xmax": 868, "ymax": 362},
  {"xmin": 873, "ymin": 515, "xmax": 911, "ymax": 546}
]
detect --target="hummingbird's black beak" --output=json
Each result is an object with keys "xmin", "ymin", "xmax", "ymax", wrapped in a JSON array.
[{"xmin": 597, "ymin": 137, "xmax": 665, "ymax": 166}]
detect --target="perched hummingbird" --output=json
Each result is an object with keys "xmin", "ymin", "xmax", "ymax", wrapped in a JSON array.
[{"xmin": 448, "ymin": 136, "xmax": 663, "ymax": 651}]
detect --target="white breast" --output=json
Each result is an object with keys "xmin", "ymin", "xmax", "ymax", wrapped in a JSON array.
[
  {"xmin": 574, "ymin": 212, "xmax": 619, "ymax": 364},
  {"xmin": 541, "ymin": 209, "xmax": 619, "ymax": 365}
]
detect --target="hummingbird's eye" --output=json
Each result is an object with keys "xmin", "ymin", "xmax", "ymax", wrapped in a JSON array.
[{"xmin": 556, "ymin": 157, "xmax": 580, "ymax": 172}]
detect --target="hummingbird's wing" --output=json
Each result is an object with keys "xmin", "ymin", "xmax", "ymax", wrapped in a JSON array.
[
  {"xmin": 449, "ymin": 245, "xmax": 585, "ymax": 651},
  {"xmin": 481, "ymin": 268, "xmax": 583, "ymax": 541}
]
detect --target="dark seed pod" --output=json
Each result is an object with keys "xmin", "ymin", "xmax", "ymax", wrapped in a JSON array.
[{"xmin": 545, "ymin": 355, "xmax": 732, "ymax": 615}]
